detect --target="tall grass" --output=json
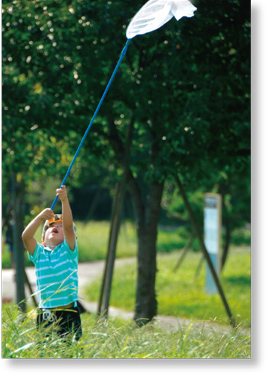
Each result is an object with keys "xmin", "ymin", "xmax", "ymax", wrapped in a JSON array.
[{"xmin": 2, "ymin": 304, "xmax": 250, "ymax": 358}]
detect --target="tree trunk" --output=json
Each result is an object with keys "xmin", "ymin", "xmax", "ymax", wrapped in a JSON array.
[
  {"xmin": 98, "ymin": 117, "xmax": 133, "ymax": 317},
  {"xmin": 12, "ymin": 172, "xmax": 26, "ymax": 312},
  {"xmin": 221, "ymin": 220, "xmax": 231, "ymax": 270},
  {"xmin": 107, "ymin": 120, "xmax": 164, "ymax": 325},
  {"xmin": 128, "ymin": 181, "xmax": 164, "ymax": 326},
  {"xmin": 217, "ymin": 184, "xmax": 231, "ymax": 270},
  {"xmin": 97, "ymin": 179, "xmax": 127, "ymax": 317}
]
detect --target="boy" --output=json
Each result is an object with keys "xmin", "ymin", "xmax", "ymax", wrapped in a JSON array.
[{"xmin": 22, "ymin": 185, "xmax": 82, "ymax": 341}]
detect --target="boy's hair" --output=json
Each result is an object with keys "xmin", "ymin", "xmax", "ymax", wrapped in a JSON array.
[{"xmin": 42, "ymin": 214, "xmax": 77, "ymax": 242}]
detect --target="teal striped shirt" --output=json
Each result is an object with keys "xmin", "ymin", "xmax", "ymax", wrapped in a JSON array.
[{"xmin": 28, "ymin": 239, "xmax": 79, "ymax": 308}]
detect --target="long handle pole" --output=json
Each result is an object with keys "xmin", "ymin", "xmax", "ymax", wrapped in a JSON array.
[{"xmin": 51, "ymin": 39, "xmax": 131, "ymax": 209}]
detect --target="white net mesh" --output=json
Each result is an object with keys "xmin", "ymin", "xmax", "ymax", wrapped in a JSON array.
[{"xmin": 126, "ymin": 0, "xmax": 197, "ymax": 39}]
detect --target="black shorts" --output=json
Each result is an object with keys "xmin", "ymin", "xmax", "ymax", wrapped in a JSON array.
[{"xmin": 37, "ymin": 306, "xmax": 82, "ymax": 342}]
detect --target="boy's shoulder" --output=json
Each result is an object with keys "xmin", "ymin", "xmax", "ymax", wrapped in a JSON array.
[{"xmin": 63, "ymin": 238, "xmax": 78, "ymax": 256}]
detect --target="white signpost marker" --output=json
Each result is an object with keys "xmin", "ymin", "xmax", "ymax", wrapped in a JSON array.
[{"xmin": 204, "ymin": 193, "xmax": 222, "ymax": 294}]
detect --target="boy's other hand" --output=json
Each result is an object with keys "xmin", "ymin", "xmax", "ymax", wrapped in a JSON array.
[
  {"xmin": 56, "ymin": 185, "xmax": 68, "ymax": 202},
  {"xmin": 39, "ymin": 208, "xmax": 54, "ymax": 221}
]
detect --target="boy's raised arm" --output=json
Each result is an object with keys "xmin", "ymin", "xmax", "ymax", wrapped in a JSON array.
[
  {"xmin": 56, "ymin": 186, "xmax": 76, "ymax": 251},
  {"xmin": 22, "ymin": 209, "xmax": 54, "ymax": 255}
]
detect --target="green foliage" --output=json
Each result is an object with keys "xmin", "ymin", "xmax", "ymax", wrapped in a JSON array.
[
  {"xmin": 2, "ymin": 0, "xmax": 118, "ymax": 209},
  {"xmin": 85, "ymin": 247, "xmax": 251, "ymax": 327},
  {"xmin": 162, "ymin": 184, "xmax": 205, "ymax": 226},
  {"xmin": 2, "ymin": 304, "xmax": 250, "ymax": 358},
  {"xmin": 2, "ymin": 0, "xmax": 250, "ymax": 215},
  {"xmin": 230, "ymin": 226, "xmax": 251, "ymax": 246}
]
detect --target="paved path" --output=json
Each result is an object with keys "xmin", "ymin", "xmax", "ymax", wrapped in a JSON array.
[{"xmin": 2, "ymin": 259, "xmax": 250, "ymax": 335}]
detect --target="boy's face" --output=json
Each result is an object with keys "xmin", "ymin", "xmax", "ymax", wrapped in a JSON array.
[{"xmin": 43, "ymin": 222, "xmax": 64, "ymax": 247}]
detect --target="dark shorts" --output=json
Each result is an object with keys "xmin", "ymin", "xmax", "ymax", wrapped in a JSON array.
[{"xmin": 37, "ymin": 306, "xmax": 82, "ymax": 342}]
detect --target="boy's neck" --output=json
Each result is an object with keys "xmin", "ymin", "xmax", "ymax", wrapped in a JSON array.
[
  {"xmin": 43, "ymin": 240, "xmax": 64, "ymax": 249},
  {"xmin": 44, "ymin": 244, "xmax": 57, "ymax": 249}
]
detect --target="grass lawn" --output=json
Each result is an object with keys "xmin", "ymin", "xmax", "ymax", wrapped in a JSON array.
[
  {"xmin": 2, "ymin": 220, "xmax": 250, "ymax": 267},
  {"xmin": 2, "ymin": 221, "xmax": 189, "ymax": 267},
  {"xmin": 2, "ymin": 220, "xmax": 250, "ymax": 327},
  {"xmin": 2, "ymin": 220, "xmax": 251, "ymax": 359},
  {"xmin": 85, "ymin": 246, "xmax": 251, "ymax": 328}
]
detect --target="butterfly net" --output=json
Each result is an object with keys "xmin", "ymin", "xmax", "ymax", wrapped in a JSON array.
[{"xmin": 126, "ymin": 0, "xmax": 197, "ymax": 39}]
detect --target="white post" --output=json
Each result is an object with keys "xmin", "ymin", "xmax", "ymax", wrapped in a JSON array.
[{"xmin": 204, "ymin": 193, "xmax": 222, "ymax": 294}]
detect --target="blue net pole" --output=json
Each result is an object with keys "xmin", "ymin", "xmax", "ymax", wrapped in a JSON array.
[{"xmin": 51, "ymin": 39, "xmax": 131, "ymax": 210}]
